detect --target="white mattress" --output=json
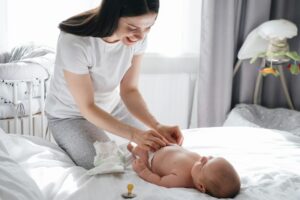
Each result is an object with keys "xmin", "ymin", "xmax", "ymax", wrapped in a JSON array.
[{"xmin": 0, "ymin": 126, "xmax": 300, "ymax": 200}]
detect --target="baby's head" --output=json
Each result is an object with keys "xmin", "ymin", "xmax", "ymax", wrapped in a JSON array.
[{"xmin": 191, "ymin": 156, "xmax": 240, "ymax": 198}]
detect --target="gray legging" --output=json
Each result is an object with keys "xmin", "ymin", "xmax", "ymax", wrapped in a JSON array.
[{"xmin": 46, "ymin": 101, "xmax": 145, "ymax": 169}]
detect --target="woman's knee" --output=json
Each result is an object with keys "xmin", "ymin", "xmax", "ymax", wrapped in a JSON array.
[
  {"xmin": 69, "ymin": 149, "xmax": 95, "ymax": 169},
  {"xmin": 46, "ymin": 117, "xmax": 103, "ymax": 169}
]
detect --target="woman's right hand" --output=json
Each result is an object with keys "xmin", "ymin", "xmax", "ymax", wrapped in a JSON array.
[{"xmin": 132, "ymin": 129, "xmax": 167, "ymax": 152}]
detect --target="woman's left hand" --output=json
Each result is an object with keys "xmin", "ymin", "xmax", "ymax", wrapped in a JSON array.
[{"xmin": 155, "ymin": 124, "xmax": 184, "ymax": 145}]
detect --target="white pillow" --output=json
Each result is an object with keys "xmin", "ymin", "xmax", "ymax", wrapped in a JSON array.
[{"xmin": 0, "ymin": 129, "xmax": 45, "ymax": 200}]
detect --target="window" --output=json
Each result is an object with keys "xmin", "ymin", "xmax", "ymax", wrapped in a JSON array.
[
  {"xmin": 3, "ymin": 0, "xmax": 201, "ymax": 57},
  {"xmin": 5, "ymin": 0, "xmax": 97, "ymax": 50},
  {"xmin": 147, "ymin": 0, "xmax": 202, "ymax": 56}
]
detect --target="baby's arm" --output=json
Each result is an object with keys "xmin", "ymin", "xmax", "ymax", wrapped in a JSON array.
[{"xmin": 132, "ymin": 159, "xmax": 185, "ymax": 188}]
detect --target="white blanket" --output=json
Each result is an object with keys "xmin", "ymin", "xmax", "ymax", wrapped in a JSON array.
[
  {"xmin": 223, "ymin": 104, "xmax": 300, "ymax": 136},
  {"xmin": 0, "ymin": 43, "xmax": 54, "ymax": 80},
  {"xmin": 1, "ymin": 127, "xmax": 300, "ymax": 200}
]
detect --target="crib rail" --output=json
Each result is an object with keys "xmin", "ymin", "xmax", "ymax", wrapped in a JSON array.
[{"xmin": 0, "ymin": 79, "xmax": 49, "ymax": 139}]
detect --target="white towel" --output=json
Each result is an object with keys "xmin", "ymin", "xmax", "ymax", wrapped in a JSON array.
[{"xmin": 87, "ymin": 141, "xmax": 133, "ymax": 175}]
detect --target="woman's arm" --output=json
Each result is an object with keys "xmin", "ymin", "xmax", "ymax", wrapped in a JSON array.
[
  {"xmin": 120, "ymin": 55, "xmax": 160, "ymax": 129},
  {"xmin": 120, "ymin": 55, "xmax": 184, "ymax": 145},
  {"xmin": 63, "ymin": 70, "xmax": 166, "ymax": 151}
]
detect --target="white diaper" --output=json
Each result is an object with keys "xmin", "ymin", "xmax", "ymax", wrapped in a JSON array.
[
  {"xmin": 148, "ymin": 152, "xmax": 155, "ymax": 168},
  {"xmin": 87, "ymin": 141, "xmax": 133, "ymax": 175}
]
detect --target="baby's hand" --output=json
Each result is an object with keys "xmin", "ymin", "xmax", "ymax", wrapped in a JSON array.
[{"xmin": 132, "ymin": 159, "xmax": 147, "ymax": 173}]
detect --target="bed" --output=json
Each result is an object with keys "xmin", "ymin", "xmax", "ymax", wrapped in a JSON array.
[{"xmin": 0, "ymin": 105, "xmax": 300, "ymax": 200}]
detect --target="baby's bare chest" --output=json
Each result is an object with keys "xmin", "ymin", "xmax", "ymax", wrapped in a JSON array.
[{"xmin": 151, "ymin": 147, "xmax": 195, "ymax": 175}]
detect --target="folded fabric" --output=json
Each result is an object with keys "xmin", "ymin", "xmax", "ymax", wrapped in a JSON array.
[
  {"xmin": 0, "ymin": 129, "xmax": 45, "ymax": 200},
  {"xmin": 87, "ymin": 141, "xmax": 133, "ymax": 175}
]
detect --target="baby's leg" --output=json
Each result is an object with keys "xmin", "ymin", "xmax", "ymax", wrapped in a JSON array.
[{"xmin": 127, "ymin": 143, "xmax": 149, "ymax": 165}]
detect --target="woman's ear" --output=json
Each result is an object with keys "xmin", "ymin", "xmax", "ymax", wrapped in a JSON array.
[{"xmin": 195, "ymin": 182, "xmax": 206, "ymax": 193}]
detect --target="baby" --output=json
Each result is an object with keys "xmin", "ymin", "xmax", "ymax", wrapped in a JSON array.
[{"xmin": 128, "ymin": 144, "xmax": 241, "ymax": 198}]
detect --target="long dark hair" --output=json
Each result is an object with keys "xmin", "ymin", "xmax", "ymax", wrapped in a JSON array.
[{"xmin": 59, "ymin": 0, "xmax": 159, "ymax": 38}]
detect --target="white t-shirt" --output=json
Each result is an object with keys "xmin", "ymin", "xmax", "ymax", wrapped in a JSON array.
[{"xmin": 45, "ymin": 31, "xmax": 147, "ymax": 118}]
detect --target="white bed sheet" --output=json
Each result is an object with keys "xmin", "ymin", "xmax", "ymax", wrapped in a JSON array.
[{"xmin": 1, "ymin": 127, "xmax": 300, "ymax": 200}]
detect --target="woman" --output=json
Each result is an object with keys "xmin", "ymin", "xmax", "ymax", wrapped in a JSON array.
[{"xmin": 45, "ymin": 0, "xmax": 183, "ymax": 169}]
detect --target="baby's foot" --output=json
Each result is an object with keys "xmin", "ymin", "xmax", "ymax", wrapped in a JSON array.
[
  {"xmin": 127, "ymin": 143, "xmax": 139, "ymax": 159},
  {"xmin": 127, "ymin": 143, "xmax": 134, "ymax": 153}
]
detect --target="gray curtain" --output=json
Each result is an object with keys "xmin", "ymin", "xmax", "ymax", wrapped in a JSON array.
[{"xmin": 192, "ymin": 0, "xmax": 300, "ymax": 127}]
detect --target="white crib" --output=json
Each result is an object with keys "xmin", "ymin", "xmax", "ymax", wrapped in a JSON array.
[
  {"xmin": 0, "ymin": 79, "xmax": 50, "ymax": 139},
  {"xmin": 0, "ymin": 44, "xmax": 54, "ymax": 140}
]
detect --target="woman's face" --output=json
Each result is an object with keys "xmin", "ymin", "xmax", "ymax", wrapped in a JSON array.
[{"xmin": 114, "ymin": 12, "xmax": 157, "ymax": 46}]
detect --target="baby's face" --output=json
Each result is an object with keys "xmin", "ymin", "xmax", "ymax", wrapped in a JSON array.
[
  {"xmin": 191, "ymin": 156, "xmax": 228, "ymax": 191},
  {"xmin": 191, "ymin": 156, "xmax": 220, "ymax": 185}
]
